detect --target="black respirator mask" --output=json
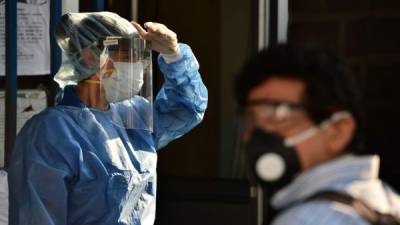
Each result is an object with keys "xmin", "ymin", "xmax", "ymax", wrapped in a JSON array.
[
  {"xmin": 246, "ymin": 111, "xmax": 350, "ymax": 192},
  {"xmin": 246, "ymin": 128, "xmax": 300, "ymax": 192}
]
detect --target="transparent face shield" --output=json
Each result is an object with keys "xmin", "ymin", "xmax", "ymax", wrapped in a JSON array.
[{"xmin": 97, "ymin": 36, "xmax": 153, "ymax": 131}]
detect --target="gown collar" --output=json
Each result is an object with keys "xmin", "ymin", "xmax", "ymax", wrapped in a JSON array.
[{"xmin": 55, "ymin": 85, "xmax": 86, "ymax": 108}]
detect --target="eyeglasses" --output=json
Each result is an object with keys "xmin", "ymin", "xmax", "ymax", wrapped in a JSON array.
[{"xmin": 246, "ymin": 100, "xmax": 307, "ymax": 128}]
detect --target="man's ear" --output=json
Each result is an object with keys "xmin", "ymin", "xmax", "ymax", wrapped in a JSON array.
[{"xmin": 326, "ymin": 114, "xmax": 356, "ymax": 156}]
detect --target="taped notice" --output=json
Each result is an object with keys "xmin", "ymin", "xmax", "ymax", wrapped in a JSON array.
[
  {"xmin": 0, "ymin": 89, "xmax": 47, "ymax": 166},
  {"xmin": 0, "ymin": 0, "xmax": 50, "ymax": 75}
]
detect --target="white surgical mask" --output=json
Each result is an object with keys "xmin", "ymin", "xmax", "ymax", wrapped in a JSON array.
[{"xmin": 102, "ymin": 61, "xmax": 144, "ymax": 102}]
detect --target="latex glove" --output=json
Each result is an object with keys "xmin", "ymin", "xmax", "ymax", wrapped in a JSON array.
[{"xmin": 132, "ymin": 21, "xmax": 180, "ymax": 63}]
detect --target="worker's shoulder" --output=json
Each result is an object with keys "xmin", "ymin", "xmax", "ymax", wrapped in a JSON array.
[
  {"xmin": 20, "ymin": 106, "xmax": 74, "ymax": 133},
  {"xmin": 31, "ymin": 105, "xmax": 65, "ymax": 120},
  {"xmin": 12, "ymin": 106, "xmax": 83, "ymax": 165},
  {"xmin": 272, "ymin": 200, "xmax": 370, "ymax": 225}
]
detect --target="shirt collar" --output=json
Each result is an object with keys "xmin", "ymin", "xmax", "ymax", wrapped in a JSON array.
[{"xmin": 271, "ymin": 154, "xmax": 380, "ymax": 209}]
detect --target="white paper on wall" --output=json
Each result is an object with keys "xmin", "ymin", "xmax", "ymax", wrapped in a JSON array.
[
  {"xmin": 0, "ymin": 170, "xmax": 7, "ymax": 225},
  {"xmin": 0, "ymin": 89, "xmax": 47, "ymax": 167},
  {"xmin": 0, "ymin": 0, "xmax": 50, "ymax": 75}
]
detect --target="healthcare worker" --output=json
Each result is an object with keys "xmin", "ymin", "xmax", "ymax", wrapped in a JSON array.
[{"xmin": 8, "ymin": 12, "xmax": 207, "ymax": 225}]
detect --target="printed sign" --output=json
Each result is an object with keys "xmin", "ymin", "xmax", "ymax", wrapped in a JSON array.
[{"xmin": 0, "ymin": 0, "xmax": 50, "ymax": 75}]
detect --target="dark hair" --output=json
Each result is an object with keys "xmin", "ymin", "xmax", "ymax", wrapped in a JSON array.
[{"xmin": 234, "ymin": 44, "xmax": 365, "ymax": 154}]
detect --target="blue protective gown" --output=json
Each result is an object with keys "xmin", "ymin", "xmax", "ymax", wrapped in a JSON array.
[{"xmin": 8, "ymin": 44, "xmax": 208, "ymax": 225}]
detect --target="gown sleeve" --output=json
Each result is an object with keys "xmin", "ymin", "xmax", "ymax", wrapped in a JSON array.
[{"xmin": 153, "ymin": 43, "xmax": 208, "ymax": 150}]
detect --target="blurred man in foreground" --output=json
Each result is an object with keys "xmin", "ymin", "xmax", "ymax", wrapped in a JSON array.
[{"xmin": 235, "ymin": 45, "xmax": 400, "ymax": 225}]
